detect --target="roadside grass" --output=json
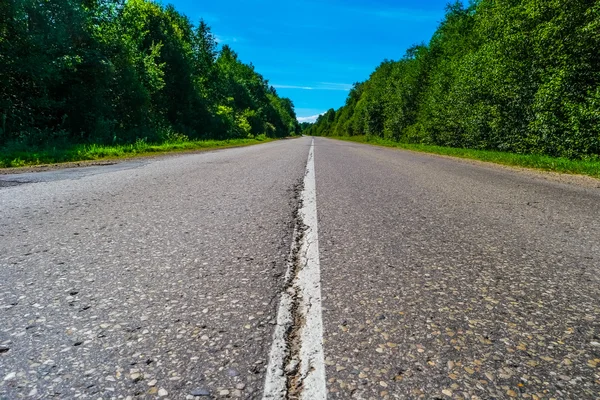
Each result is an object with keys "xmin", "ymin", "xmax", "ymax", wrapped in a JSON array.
[
  {"xmin": 329, "ymin": 135, "xmax": 600, "ymax": 179},
  {"xmin": 0, "ymin": 136, "xmax": 274, "ymax": 168}
]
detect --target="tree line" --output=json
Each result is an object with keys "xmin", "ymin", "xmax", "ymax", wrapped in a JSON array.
[
  {"xmin": 305, "ymin": 0, "xmax": 600, "ymax": 159},
  {"xmin": 0, "ymin": 0, "xmax": 300, "ymax": 148}
]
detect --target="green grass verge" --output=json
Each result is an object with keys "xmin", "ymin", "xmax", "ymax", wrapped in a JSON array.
[
  {"xmin": 327, "ymin": 135, "xmax": 600, "ymax": 179},
  {"xmin": 0, "ymin": 136, "xmax": 274, "ymax": 168}
]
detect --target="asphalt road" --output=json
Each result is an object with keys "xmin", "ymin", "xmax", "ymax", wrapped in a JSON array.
[{"xmin": 1, "ymin": 137, "xmax": 599, "ymax": 399}]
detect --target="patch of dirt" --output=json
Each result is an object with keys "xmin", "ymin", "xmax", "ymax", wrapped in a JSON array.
[
  {"xmin": 0, "ymin": 143, "xmax": 259, "ymax": 175},
  {"xmin": 436, "ymin": 154, "xmax": 600, "ymax": 189},
  {"xmin": 0, "ymin": 180, "xmax": 29, "ymax": 187},
  {"xmin": 393, "ymin": 146, "xmax": 600, "ymax": 189},
  {"xmin": 0, "ymin": 160, "xmax": 120, "ymax": 175}
]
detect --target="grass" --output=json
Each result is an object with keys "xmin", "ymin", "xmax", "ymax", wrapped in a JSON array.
[
  {"xmin": 0, "ymin": 136, "xmax": 274, "ymax": 168},
  {"xmin": 328, "ymin": 135, "xmax": 600, "ymax": 179}
]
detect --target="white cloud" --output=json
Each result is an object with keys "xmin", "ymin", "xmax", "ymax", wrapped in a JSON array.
[
  {"xmin": 273, "ymin": 84, "xmax": 315, "ymax": 90},
  {"xmin": 318, "ymin": 82, "xmax": 353, "ymax": 91},
  {"xmin": 297, "ymin": 113, "xmax": 325, "ymax": 123},
  {"xmin": 214, "ymin": 34, "xmax": 243, "ymax": 44},
  {"xmin": 273, "ymin": 82, "xmax": 351, "ymax": 91}
]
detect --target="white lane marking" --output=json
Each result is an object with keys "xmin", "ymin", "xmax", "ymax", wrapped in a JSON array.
[
  {"xmin": 296, "ymin": 139, "xmax": 327, "ymax": 399},
  {"xmin": 263, "ymin": 138, "xmax": 327, "ymax": 399}
]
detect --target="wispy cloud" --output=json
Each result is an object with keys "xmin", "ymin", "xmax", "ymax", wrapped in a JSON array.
[
  {"xmin": 214, "ymin": 34, "xmax": 244, "ymax": 44},
  {"xmin": 297, "ymin": 113, "xmax": 325, "ymax": 123},
  {"xmin": 273, "ymin": 84, "xmax": 316, "ymax": 90},
  {"xmin": 318, "ymin": 82, "xmax": 353, "ymax": 91},
  {"xmin": 273, "ymin": 82, "xmax": 352, "ymax": 91}
]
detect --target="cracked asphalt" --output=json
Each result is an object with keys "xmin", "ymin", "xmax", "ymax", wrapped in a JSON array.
[
  {"xmin": 1, "ymin": 136, "xmax": 600, "ymax": 399},
  {"xmin": 0, "ymin": 137, "xmax": 312, "ymax": 399}
]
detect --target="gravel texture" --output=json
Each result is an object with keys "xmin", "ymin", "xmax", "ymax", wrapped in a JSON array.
[
  {"xmin": 314, "ymin": 138, "xmax": 600, "ymax": 399},
  {"xmin": 0, "ymin": 138, "xmax": 312, "ymax": 399}
]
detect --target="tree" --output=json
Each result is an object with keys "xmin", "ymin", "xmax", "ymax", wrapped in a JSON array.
[{"xmin": 0, "ymin": 0, "xmax": 300, "ymax": 148}]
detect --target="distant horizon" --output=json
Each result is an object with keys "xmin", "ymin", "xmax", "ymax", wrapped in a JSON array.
[{"xmin": 166, "ymin": 0, "xmax": 451, "ymax": 121}]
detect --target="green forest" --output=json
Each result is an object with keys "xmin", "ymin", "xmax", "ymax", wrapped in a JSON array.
[
  {"xmin": 0, "ymin": 0, "xmax": 299, "ymax": 157},
  {"xmin": 305, "ymin": 0, "xmax": 600, "ymax": 160}
]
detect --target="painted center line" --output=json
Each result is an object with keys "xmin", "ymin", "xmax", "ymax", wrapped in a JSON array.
[{"xmin": 263, "ymin": 138, "xmax": 327, "ymax": 399}]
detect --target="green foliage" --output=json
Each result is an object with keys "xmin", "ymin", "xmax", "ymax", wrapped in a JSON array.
[
  {"xmin": 0, "ymin": 0, "xmax": 299, "ymax": 152},
  {"xmin": 306, "ymin": 0, "xmax": 600, "ymax": 159},
  {"xmin": 0, "ymin": 136, "xmax": 274, "ymax": 168}
]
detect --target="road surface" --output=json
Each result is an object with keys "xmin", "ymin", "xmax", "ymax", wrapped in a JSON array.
[{"xmin": 1, "ymin": 137, "xmax": 599, "ymax": 399}]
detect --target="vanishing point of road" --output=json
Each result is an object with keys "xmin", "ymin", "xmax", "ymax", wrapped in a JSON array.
[{"xmin": 1, "ymin": 136, "xmax": 599, "ymax": 399}]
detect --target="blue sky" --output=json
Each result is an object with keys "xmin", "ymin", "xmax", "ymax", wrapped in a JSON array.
[{"xmin": 166, "ymin": 0, "xmax": 451, "ymax": 122}]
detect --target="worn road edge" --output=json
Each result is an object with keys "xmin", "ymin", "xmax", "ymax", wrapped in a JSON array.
[
  {"xmin": 324, "ymin": 137, "xmax": 600, "ymax": 189},
  {"xmin": 263, "ymin": 138, "xmax": 327, "ymax": 399}
]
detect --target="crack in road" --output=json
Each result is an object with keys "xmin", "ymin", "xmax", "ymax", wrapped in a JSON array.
[
  {"xmin": 284, "ymin": 216, "xmax": 308, "ymax": 400},
  {"xmin": 263, "ymin": 138, "xmax": 326, "ymax": 400}
]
